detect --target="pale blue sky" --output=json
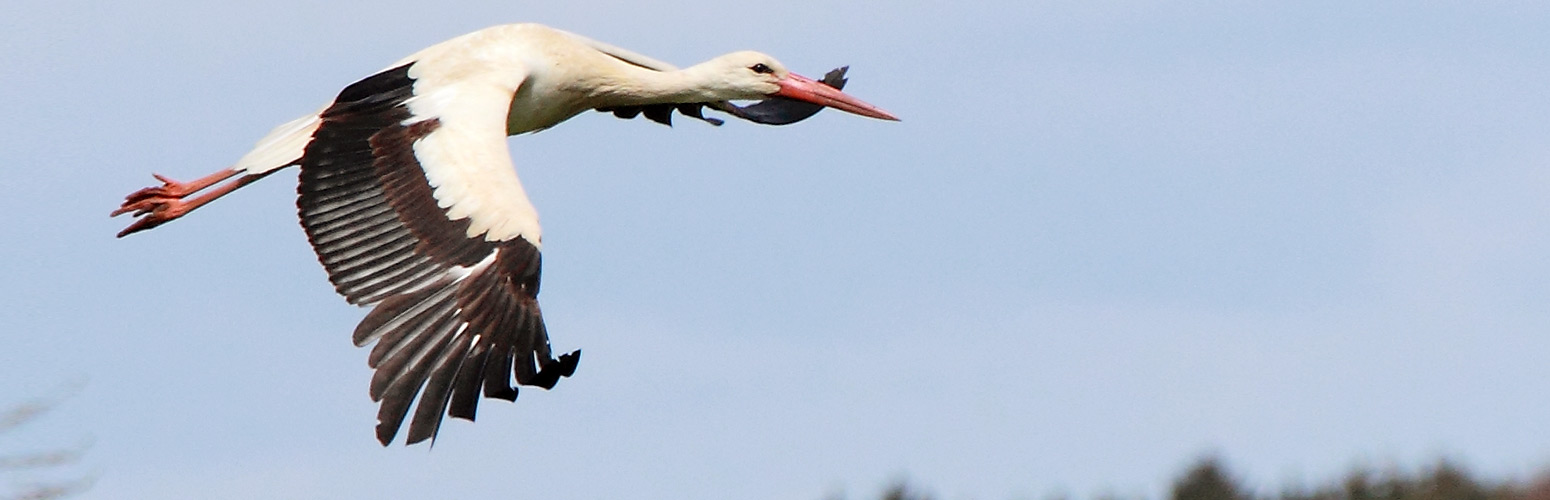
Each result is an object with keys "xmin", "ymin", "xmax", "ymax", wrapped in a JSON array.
[{"xmin": 2, "ymin": 1, "xmax": 1548, "ymax": 499}]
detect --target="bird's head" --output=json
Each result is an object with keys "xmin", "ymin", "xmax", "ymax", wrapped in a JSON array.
[{"xmin": 693, "ymin": 51, "xmax": 898, "ymax": 121}]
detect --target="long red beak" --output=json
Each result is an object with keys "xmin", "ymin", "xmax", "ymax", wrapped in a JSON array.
[{"xmin": 775, "ymin": 73, "xmax": 900, "ymax": 121}]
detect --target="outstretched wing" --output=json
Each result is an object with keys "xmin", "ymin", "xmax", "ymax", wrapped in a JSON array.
[{"xmin": 298, "ymin": 61, "xmax": 579, "ymax": 446}]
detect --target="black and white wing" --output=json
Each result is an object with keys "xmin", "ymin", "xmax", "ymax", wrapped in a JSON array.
[{"xmin": 298, "ymin": 60, "xmax": 579, "ymax": 446}]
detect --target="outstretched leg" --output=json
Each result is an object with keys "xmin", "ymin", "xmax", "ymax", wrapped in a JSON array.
[{"xmin": 112, "ymin": 168, "xmax": 277, "ymax": 238}]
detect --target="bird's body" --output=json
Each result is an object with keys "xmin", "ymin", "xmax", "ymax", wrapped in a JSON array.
[{"xmin": 113, "ymin": 23, "xmax": 895, "ymax": 446}]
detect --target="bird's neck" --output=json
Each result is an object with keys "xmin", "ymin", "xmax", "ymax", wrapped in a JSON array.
[
  {"xmin": 508, "ymin": 63, "xmax": 722, "ymax": 134},
  {"xmin": 586, "ymin": 64, "xmax": 724, "ymax": 107}
]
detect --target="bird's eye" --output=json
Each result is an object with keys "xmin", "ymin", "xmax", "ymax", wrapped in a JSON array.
[{"xmin": 749, "ymin": 63, "xmax": 773, "ymax": 74}]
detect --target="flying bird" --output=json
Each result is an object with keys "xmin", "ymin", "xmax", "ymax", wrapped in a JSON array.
[{"xmin": 112, "ymin": 23, "xmax": 897, "ymax": 446}]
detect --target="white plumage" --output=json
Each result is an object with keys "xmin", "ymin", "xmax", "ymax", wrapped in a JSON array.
[{"xmin": 113, "ymin": 23, "xmax": 896, "ymax": 446}]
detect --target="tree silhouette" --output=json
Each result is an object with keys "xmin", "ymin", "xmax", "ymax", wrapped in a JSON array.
[
  {"xmin": 834, "ymin": 457, "xmax": 1550, "ymax": 500},
  {"xmin": 1171, "ymin": 457, "xmax": 1251, "ymax": 500}
]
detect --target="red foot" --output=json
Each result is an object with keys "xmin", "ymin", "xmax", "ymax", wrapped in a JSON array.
[
  {"xmin": 112, "ymin": 171, "xmax": 229, "ymax": 237},
  {"xmin": 113, "ymin": 197, "xmax": 192, "ymax": 238},
  {"xmin": 116, "ymin": 174, "xmax": 198, "ymax": 208},
  {"xmin": 111, "ymin": 169, "xmax": 265, "ymax": 238}
]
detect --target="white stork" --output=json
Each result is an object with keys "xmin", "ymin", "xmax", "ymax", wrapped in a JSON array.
[{"xmin": 112, "ymin": 23, "xmax": 897, "ymax": 446}]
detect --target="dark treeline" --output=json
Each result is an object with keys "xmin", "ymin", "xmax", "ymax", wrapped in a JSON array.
[
  {"xmin": 1172, "ymin": 457, "xmax": 1550, "ymax": 500},
  {"xmin": 840, "ymin": 457, "xmax": 1550, "ymax": 500}
]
